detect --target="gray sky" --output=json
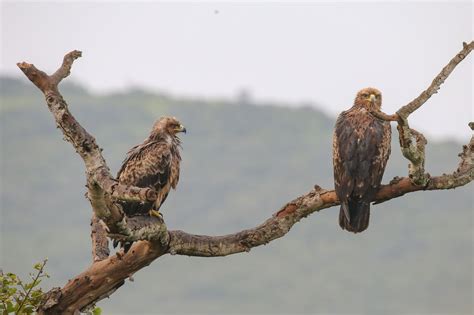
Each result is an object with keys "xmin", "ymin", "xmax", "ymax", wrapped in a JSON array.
[{"xmin": 1, "ymin": 1, "xmax": 472, "ymax": 140}]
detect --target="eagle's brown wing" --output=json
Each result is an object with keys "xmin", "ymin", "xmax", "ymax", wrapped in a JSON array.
[
  {"xmin": 333, "ymin": 109, "xmax": 391, "ymax": 232},
  {"xmin": 333, "ymin": 112, "xmax": 354, "ymax": 222},
  {"xmin": 117, "ymin": 141, "xmax": 173, "ymax": 216}
]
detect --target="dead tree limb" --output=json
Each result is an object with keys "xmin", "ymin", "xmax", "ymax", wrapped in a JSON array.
[
  {"xmin": 17, "ymin": 52, "xmax": 165, "ymax": 241},
  {"xmin": 17, "ymin": 43, "xmax": 473, "ymax": 314},
  {"xmin": 397, "ymin": 41, "xmax": 474, "ymax": 118},
  {"xmin": 90, "ymin": 214, "xmax": 110, "ymax": 262},
  {"xmin": 371, "ymin": 41, "xmax": 474, "ymax": 185}
]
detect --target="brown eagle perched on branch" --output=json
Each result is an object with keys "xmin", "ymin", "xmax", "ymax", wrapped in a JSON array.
[
  {"xmin": 117, "ymin": 116, "xmax": 186, "ymax": 219},
  {"xmin": 333, "ymin": 88, "xmax": 391, "ymax": 233}
]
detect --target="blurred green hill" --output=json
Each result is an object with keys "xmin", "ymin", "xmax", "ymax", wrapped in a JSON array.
[{"xmin": 1, "ymin": 77, "xmax": 472, "ymax": 314}]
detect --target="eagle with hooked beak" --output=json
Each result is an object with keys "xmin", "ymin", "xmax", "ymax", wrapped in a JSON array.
[
  {"xmin": 117, "ymin": 116, "xmax": 186, "ymax": 220},
  {"xmin": 333, "ymin": 88, "xmax": 391, "ymax": 233}
]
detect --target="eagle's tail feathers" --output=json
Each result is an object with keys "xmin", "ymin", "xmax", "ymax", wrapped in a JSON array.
[
  {"xmin": 339, "ymin": 200, "xmax": 370, "ymax": 233},
  {"xmin": 341, "ymin": 201, "xmax": 350, "ymax": 223}
]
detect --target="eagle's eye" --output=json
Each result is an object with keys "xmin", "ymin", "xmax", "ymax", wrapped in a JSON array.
[
  {"xmin": 171, "ymin": 122, "xmax": 181, "ymax": 129},
  {"xmin": 362, "ymin": 93, "xmax": 369, "ymax": 98}
]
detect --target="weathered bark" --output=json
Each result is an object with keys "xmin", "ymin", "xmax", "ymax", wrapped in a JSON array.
[
  {"xmin": 90, "ymin": 214, "xmax": 109, "ymax": 262},
  {"xmin": 397, "ymin": 122, "xmax": 429, "ymax": 185},
  {"xmin": 39, "ymin": 242, "xmax": 166, "ymax": 315},
  {"xmin": 17, "ymin": 43, "xmax": 473, "ymax": 314}
]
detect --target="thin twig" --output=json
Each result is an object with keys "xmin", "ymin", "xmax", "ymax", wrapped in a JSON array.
[
  {"xmin": 16, "ymin": 259, "xmax": 47, "ymax": 314},
  {"xmin": 370, "ymin": 110, "xmax": 399, "ymax": 122},
  {"xmin": 397, "ymin": 41, "xmax": 474, "ymax": 119}
]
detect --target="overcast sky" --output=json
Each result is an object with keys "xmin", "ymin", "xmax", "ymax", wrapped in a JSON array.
[{"xmin": 1, "ymin": 1, "xmax": 472, "ymax": 140}]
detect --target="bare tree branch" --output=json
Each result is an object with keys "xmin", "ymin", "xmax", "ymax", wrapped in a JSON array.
[
  {"xmin": 370, "ymin": 41, "xmax": 474, "ymax": 185},
  {"xmin": 17, "ymin": 44, "xmax": 473, "ymax": 314},
  {"xmin": 397, "ymin": 41, "xmax": 474, "ymax": 118},
  {"xmin": 169, "ymin": 131, "xmax": 473, "ymax": 256},
  {"xmin": 39, "ymin": 242, "xmax": 166, "ymax": 315},
  {"xmin": 369, "ymin": 111, "xmax": 399, "ymax": 122},
  {"xmin": 91, "ymin": 214, "xmax": 110, "ymax": 262},
  {"xmin": 17, "ymin": 52, "xmax": 163, "ymax": 241},
  {"xmin": 396, "ymin": 121, "xmax": 428, "ymax": 185}
]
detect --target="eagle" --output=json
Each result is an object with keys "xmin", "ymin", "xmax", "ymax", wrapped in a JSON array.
[
  {"xmin": 117, "ymin": 116, "xmax": 186, "ymax": 220},
  {"xmin": 333, "ymin": 87, "xmax": 391, "ymax": 233}
]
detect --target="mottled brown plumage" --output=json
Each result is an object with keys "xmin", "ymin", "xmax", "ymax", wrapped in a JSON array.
[
  {"xmin": 117, "ymin": 116, "xmax": 185, "ymax": 218},
  {"xmin": 333, "ymin": 88, "xmax": 391, "ymax": 233}
]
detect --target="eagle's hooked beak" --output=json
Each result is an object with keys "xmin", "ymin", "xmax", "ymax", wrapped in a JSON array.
[
  {"xmin": 178, "ymin": 124, "xmax": 187, "ymax": 134},
  {"xmin": 369, "ymin": 94, "xmax": 376, "ymax": 103}
]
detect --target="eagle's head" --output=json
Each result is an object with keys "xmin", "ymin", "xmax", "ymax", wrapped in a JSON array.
[
  {"xmin": 354, "ymin": 87, "xmax": 382, "ymax": 110},
  {"xmin": 152, "ymin": 116, "xmax": 186, "ymax": 135}
]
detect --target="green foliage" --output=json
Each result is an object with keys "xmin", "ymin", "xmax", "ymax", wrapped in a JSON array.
[
  {"xmin": 0, "ymin": 260, "xmax": 49, "ymax": 314},
  {"xmin": 82, "ymin": 306, "xmax": 102, "ymax": 315},
  {"xmin": 0, "ymin": 261, "xmax": 102, "ymax": 315}
]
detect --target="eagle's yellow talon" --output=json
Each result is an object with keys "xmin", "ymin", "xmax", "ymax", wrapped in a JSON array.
[{"xmin": 149, "ymin": 209, "xmax": 163, "ymax": 218}]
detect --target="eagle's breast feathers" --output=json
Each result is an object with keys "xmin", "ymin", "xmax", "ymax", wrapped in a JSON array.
[
  {"xmin": 116, "ymin": 117, "xmax": 185, "ymax": 217},
  {"xmin": 333, "ymin": 108, "xmax": 391, "ymax": 198}
]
